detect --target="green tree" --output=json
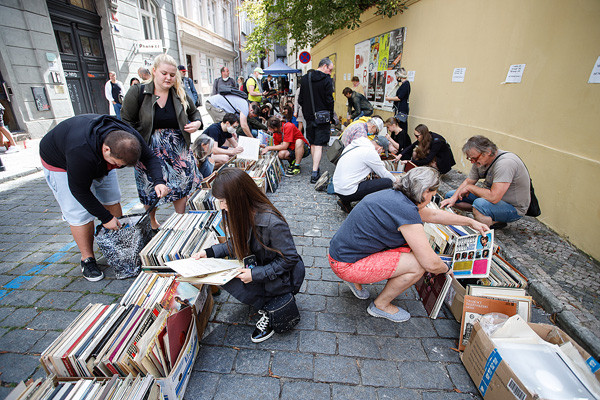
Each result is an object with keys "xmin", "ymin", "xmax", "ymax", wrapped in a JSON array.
[{"xmin": 240, "ymin": 0, "xmax": 410, "ymax": 61}]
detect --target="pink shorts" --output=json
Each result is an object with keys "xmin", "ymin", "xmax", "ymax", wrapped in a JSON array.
[{"xmin": 328, "ymin": 247, "xmax": 411, "ymax": 284}]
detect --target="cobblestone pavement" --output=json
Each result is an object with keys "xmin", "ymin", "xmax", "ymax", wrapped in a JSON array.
[{"xmin": 0, "ymin": 148, "xmax": 589, "ymax": 399}]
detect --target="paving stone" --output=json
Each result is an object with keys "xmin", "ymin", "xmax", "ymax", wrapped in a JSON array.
[
  {"xmin": 183, "ymin": 371, "xmax": 221, "ymax": 400},
  {"xmin": 0, "ymin": 306, "xmax": 15, "ymax": 322},
  {"xmin": 193, "ymin": 346, "xmax": 237, "ymax": 373},
  {"xmin": 355, "ymin": 313, "xmax": 399, "ymax": 337},
  {"xmin": 422, "ymin": 338, "xmax": 461, "ymax": 363},
  {"xmin": 378, "ymin": 388, "xmax": 423, "ymax": 399},
  {"xmin": 233, "ymin": 348, "xmax": 271, "ymax": 375},
  {"xmin": 63, "ymin": 277, "xmax": 110, "ymax": 292},
  {"xmin": 328, "ymin": 296, "xmax": 371, "ymax": 315},
  {"xmin": 299, "ymin": 330, "xmax": 337, "ymax": 354},
  {"xmin": 201, "ymin": 323, "xmax": 227, "ymax": 346},
  {"xmin": 295, "ymin": 293, "xmax": 326, "ymax": 312},
  {"xmin": 0, "ymin": 290, "xmax": 45, "ymax": 306},
  {"xmin": 259, "ymin": 329, "xmax": 299, "ymax": 351},
  {"xmin": 28, "ymin": 310, "xmax": 79, "ymax": 330},
  {"xmin": 212, "ymin": 374, "xmax": 280, "ymax": 400},
  {"xmin": 295, "ymin": 310, "xmax": 316, "ymax": 330},
  {"xmin": 272, "ymin": 351, "xmax": 313, "ymax": 379},
  {"xmin": 103, "ymin": 278, "xmax": 136, "ymax": 294},
  {"xmin": 36, "ymin": 291, "xmax": 82, "ymax": 310},
  {"xmin": 447, "ymin": 363, "xmax": 479, "ymax": 394},
  {"xmin": 31, "ymin": 276, "xmax": 72, "ymax": 291},
  {"xmin": 71, "ymin": 293, "xmax": 118, "ymax": 310},
  {"xmin": 0, "ymin": 353, "xmax": 41, "ymax": 383},
  {"xmin": 0, "ymin": 328, "xmax": 46, "ymax": 352},
  {"xmin": 375, "ymin": 337, "xmax": 428, "ymax": 361},
  {"xmin": 214, "ymin": 303, "xmax": 251, "ymax": 324},
  {"xmin": 0, "ymin": 251, "xmax": 30, "ymax": 263},
  {"xmin": 314, "ymin": 354, "xmax": 360, "ymax": 384},
  {"xmin": 0, "ymin": 262, "xmax": 19, "ymax": 274},
  {"xmin": 42, "ymin": 263, "xmax": 77, "ymax": 276},
  {"xmin": 432, "ymin": 318, "xmax": 461, "ymax": 338},
  {"xmin": 331, "ymin": 384, "xmax": 378, "ymax": 399},
  {"xmin": 317, "ymin": 313, "xmax": 356, "ymax": 333},
  {"xmin": 0, "ymin": 387, "xmax": 14, "ymax": 399},
  {"xmin": 359, "ymin": 359, "xmax": 400, "ymax": 387},
  {"xmin": 29, "ymin": 330, "xmax": 62, "ymax": 354},
  {"xmin": 421, "ymin": 391, "xmax": 480, "ymax": 400},
  {"xmin": 306, "ymin": 280, "xmax": 339, "ymax": 296},
  {"xmin": 338, "ymin": 333, "xmax": 381, "ymax": 358},
  {"xmin": 223, "ymin": 324, "xmax": 258, "ymax": 349},
  {"xmin": 281, "ymin": 381, "xmax": 330, "ymax": 400},
  {"xmin": 0, "ymin": 307, "xmax": 39, "ymax": 327},
  {"xmin": 396, "ymin": 317, "xmax": 437, "ymax": 338},
  {"xmin": 398, "ymin": 361, "xmax": 454, "ymax": 390}
]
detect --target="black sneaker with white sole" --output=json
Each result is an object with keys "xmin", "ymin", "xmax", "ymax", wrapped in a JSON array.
[
  {"xmin": 251, "ymin": 310, "xmax": 274, "ymax": 343},
  {"xmin": 81, "ymin": 257, "xmax": 104, "ymax": 282}
]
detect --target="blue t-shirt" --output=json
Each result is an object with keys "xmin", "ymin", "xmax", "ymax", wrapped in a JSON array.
[
  {"xmin": 329, "ymin": 189, "xmax": 422, "ymax": 263},
  {"xmin": 204, "ymin": 122, "xmax": 231, "ymax": 148}
]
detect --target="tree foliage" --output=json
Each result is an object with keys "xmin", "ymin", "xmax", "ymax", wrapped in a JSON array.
[{"xmin": 240, "ymin": 0, "xmax": 410, "ymax": 61}]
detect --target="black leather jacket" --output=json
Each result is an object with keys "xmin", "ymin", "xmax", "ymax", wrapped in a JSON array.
[{"xmin": 209, "ymin": 211, "xmax": 304, "ymax": 297}]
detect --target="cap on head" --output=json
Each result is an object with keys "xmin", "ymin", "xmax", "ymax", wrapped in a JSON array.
[
  {"xmin": 254, "ymin": 67, "xmax": 264, "ymax": 74},
  {"xmin": 178, "ymin": 65, "xmax": 187, "ymax": 72},
  {"xmin": 373, "ymin": 135, "xmax": 389, "ymax": 157},
  {"xmin": 370, "ymin": 117, "xmax": 384, "ymax": 134}
]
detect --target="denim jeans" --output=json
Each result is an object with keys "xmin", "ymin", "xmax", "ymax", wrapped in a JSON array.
[{"xmin": 445, "ymin": 191, "xmax": 522, "ymax": 223}]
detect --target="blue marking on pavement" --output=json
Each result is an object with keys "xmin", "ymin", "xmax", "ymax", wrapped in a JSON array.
[
  {"xmin": 45, "ymin": 253, "xmax": 66, "ymax": 264},
  {"xmin": 123, "ymin": 201, "xmax": 140, "ymax": 213},
  {"xmin": 0, "ymin": 290, "xmax": 9, "ymax": 300},
  {"xmin": 25, "ymin": 264, "xmax": 47, "ymax": 275},
  {"xmin": 58, "ymin": 242, "xmax": 77, "ymax": 252},
  {"xmin": 4, "ymin": 276, "xmax": 33, "ymax": 289}
]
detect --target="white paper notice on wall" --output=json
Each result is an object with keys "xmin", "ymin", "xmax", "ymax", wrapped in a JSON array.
[
  {"xmin": 452, "ymin": 68, "xmax": 466, "ymax": 82},
  {"xmin": 407, "ymin": 71, "xmax": 415, "ymax": 82},
  {"xmin": 588, "ymin": 56, "xmax": 600, "ymax": 84},
  {"xmin": 504, "ymin": 64, "xmax": 526, "ymax": 83}
]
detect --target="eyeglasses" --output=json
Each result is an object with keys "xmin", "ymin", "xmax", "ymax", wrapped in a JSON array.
[
  {"xmin": 466, "ymin": 153, "xmax": 483, "ymax": 163},
  {"xmin": 414, "ymin": 134, "xmax": 421, "ymax": 138}
]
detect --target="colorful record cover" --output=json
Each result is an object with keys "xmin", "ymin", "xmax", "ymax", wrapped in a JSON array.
[
  {"xmin": 452, "ymin": 231, "xmax": 493, "ymax": 278},
  {"xmin": 160, "ymin": 281, "xmax": 199, "ymax": 311}
]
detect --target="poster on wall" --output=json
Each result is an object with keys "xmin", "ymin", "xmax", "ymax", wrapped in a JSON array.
[
  {"xmin": 327, "ymin": 53, "xmax": 337, "ymax": 101},
  {"xmin": 354, "ymin": 40, "xmax": 370, "ymax": 90},
  {"xmin": 357, "ymin": 27, "xmax": 405, "ymax": 112}
]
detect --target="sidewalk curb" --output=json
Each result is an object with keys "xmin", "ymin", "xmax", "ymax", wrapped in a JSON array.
[
  {"xmin": 0, "ymin": 167, "xmax": 42, "ymax": 184},
  {"xmin": 503, "ymin": 252, "xmax": 600, "ymax": 361}
]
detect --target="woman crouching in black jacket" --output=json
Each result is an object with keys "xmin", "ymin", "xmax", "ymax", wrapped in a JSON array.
[
  {"xmin": 193, "ymin": 168, "xmax": 304, "ymax": 342},
  {"xmin": 396, "ymin": 124, "xmax": 456, "ymax": 174}
]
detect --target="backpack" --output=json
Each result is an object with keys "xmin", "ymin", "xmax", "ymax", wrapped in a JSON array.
[{"xmin": 244, "ymin": 77, "xmax": 257, "ymax": 95}]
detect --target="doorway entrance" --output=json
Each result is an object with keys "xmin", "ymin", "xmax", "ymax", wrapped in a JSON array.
[{"xmin": 48, "ymin": 0, "xmax": 109, "ymax": 115}]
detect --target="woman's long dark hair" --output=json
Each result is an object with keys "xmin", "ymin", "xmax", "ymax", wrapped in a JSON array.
[
  {"xmin": 414, "ymin": 124, "xmax": 432, "ymax": 160},
  {"xmin": 211, "ymin": 168, "xmax": 287, "ymax": 260}
]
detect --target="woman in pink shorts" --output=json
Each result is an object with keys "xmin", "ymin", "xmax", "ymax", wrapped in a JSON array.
[{"xmin": 328, "ymin": 167, "xmax": 488, "ymax": 322}]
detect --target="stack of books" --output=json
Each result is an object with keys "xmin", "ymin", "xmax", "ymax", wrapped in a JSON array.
[
  {"xmin": 139, "ymin": 211, "xmax": 223, "ymax": 268},
  {"xmin": 7, "ymin": 374, "xmax": 160, "ymax": 400},
  {"xmin": 187, "ymin": 189, "xmax": 220, "ymax": 211},
  {"xmin": 246, "ymin": 153, "xmax": 283, "ymax": 192},
  {"xmin": 40, "ymin": 276, "xmax": 207, "ymax": 379}
]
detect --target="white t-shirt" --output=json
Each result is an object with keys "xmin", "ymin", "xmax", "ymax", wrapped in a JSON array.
[
  {"xmin": 206, "ymin": 94, "xmax": 249, "ymax": 117},
  {"xmin": 332, "ymin": 137, "xmax": 395, "ymax": 196}
]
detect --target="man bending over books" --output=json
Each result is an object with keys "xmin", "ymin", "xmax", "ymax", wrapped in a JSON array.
[
  {"xmin": 440, "ymin": 135, "xmax": 531, "ymax": 230},
  {"xmin": 261, "ymin": 116, "xmax": 310, "ymax": 177},
  {"xmin": 328, "ymin": 167, "xmax": 488, "ymax": 322},
  {"xmin": 40, "ymin": 114, "xmax": 168, "ymax": 282}
]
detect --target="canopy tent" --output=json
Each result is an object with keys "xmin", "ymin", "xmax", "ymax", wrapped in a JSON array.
[{"xmin": 262, "ymin": 59, "xmax": 301, "ymax": 75}]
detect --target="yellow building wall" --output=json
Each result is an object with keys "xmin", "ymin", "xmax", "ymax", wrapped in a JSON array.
[{"xmin": 311, "ymin": 0, "xmax": 600, "ymax": 260}]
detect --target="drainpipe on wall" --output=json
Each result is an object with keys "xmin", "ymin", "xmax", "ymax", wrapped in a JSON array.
[
  {"xmin": 232, "ymin": 0, "xmax": 241, "ymax": 77},
  {"xmin": 171, "ymin": 0, "xmax": 185, "ymax": 67}
]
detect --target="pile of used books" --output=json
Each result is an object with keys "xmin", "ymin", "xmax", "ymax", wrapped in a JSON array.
[
  {"xmin": 139, "ymin": 211, "xmax": 223, "ymax": 268},
  {"xmin": 7, "ymin": 374, "xmax": 160, "ymax": 400},
  {"xmin": 38, "ymin": 273, "xmax": 212, "ymax": 400},
  {"xmin": 187, "ymin": 189, "xmax": 220, "ymax": 211}
]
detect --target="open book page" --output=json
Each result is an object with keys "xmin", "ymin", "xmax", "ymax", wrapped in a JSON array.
[
  {"xmin": 165, "ymin": 258, "xmax": 242, "ymax": 278},
  {"xmin": 177, "ymin": 269, "xmax": 242, "ymax": 285},
  {"xmin": 237, "ymin": 136, "xmax": 261, "ymax": 160}
]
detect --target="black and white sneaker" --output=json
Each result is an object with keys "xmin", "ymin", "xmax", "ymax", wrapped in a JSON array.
[
  {"xmin": 251, "ymin": 310, "xmax": 274, "ymax": 343},
  {"xmin": 81, "ymin": 257, "xmax": 104, "ymax": 282}
]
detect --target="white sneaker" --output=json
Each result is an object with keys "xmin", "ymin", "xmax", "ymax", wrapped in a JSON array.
[{"xmin": 4, "ymin": 147, "xmax": 19, "ymax": 154}]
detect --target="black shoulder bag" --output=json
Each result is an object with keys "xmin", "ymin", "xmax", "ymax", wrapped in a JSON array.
[{"xmin": 307, "ymin": 72, "xmax": 330, "ymax": 124}]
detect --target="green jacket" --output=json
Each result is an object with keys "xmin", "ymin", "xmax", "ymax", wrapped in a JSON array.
[
  {"xmin": 347, "ymin": 91, "xmax": 373, "ymax": 119},
  {"xmin": 121, "ymin": 82, "xmax": 202, "ymax": 147}
]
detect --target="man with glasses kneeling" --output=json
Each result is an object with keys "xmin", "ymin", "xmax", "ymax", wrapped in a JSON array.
[{"xmin": 440, "ymin": 135, "xmax": 531, "ymax": 230}]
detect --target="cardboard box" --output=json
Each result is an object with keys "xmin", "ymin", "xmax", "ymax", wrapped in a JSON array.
[
  {"xmin": 443, "ymin": 275, "xmax": 466, "ymax": 322},
  {"xmin": 462, "ymin": 322, "xmax": 600, "ymax": 400}
]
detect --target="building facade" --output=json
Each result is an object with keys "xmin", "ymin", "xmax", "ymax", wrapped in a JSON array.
[{"xmin": 0, "ymin": 0, "xmax": 179, "ymax": 138}]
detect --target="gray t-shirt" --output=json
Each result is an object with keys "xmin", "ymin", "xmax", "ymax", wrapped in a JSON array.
[
  {"xmin": 205, "ymin": 94, "xmax": 249, "ymax": 117},
  {"xmin": 468, "ymin": 150, "xmax": 530, "ymax": 215}
]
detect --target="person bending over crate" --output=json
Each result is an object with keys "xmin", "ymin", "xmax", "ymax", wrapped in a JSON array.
[{"xmin": 40, "ymin": 114, "xmax": 169, "ymax": 281}]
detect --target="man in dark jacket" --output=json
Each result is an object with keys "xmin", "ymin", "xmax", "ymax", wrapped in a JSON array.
[
  {"xmin": 40, "ymin": 114, "xmax": 168, "ymax": 282},
  {"xmin": 342, "ymin": 87, "xmax": 373, "ymax": 121},
  {"xmin": 211, "ymin": 66, "xmax": 237, "ymax": 95},
  {"xmin": 298, "ymin": 58, "xmax": 335, "ymax": 183}
]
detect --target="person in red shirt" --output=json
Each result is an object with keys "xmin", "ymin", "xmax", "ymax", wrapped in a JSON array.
[{"xmin": 262, "ymin": 116, "xmax": 310, "ymax": 176}]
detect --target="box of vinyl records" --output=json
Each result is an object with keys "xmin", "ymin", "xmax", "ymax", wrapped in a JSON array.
[
  {"xmin": 462, "ymin": 321, "xmax": 600, "ymax": 400},
  {"xmin": 444, "ymin": 275, "xmax": 467, "ymax": 322},
  {"xmin": 156, "ymin": 316, "xmax": 199, "ymax": 400}
]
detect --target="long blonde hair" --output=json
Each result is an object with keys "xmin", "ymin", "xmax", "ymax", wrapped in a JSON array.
[{"xmin": 151, "ymin": 54, "xmax": 189, "ymax": 110}]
